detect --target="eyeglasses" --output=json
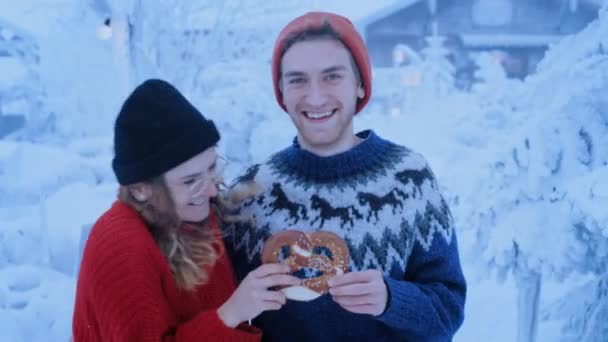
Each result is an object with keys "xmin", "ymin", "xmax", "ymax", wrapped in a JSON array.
[{"xmin": 184, "ymin": 156, "xmax": 227, "ymax": 198}]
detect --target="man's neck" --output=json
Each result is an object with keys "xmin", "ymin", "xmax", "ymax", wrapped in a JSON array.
[{"xmin": 297, "ymin": 132, "xmax": 362, "ymax": 157}]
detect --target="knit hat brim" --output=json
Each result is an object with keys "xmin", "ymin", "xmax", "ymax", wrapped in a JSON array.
[{"xmin": 112, "ymin": 119, "xmax": 220, "ymax": 185}]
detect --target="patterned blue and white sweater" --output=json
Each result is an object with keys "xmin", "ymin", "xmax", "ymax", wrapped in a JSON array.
[{"xmin": 224, "ymin": 130, "xmax": 466, "ymax": 342}]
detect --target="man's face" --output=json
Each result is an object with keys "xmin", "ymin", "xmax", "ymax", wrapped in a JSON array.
[
  {"xmin": 280, "ymin": 39, "xmax": 364, "ymax": 155},
  {"xmin": 163, "ymin": 147, "xmax": 218, "ymax": 223}
]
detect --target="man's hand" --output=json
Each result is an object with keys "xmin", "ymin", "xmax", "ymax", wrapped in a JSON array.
[{"xmin": 328, "ymin": 269, "xmax": 389, "ymax": 316}]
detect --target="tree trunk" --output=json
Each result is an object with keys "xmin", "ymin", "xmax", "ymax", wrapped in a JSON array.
[
  {"xmin": 515, "ymin": 269, "xmax": 542, "ymax": 342},
  {"xmin": 111, "ymin": 12, "xmax": 134, "ymax": 95}
]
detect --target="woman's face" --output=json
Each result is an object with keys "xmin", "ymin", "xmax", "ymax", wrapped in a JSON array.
[{"xmin": 163, "ymin": 147, "xmax": 219, "ymax": 223}]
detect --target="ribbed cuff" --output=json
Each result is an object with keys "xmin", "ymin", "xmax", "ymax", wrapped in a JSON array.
[{"xmin": 375, "ymin": 277, "xmax": 421, "ymax": 329}]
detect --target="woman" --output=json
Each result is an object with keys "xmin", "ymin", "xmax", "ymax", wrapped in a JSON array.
[{"xmin": 72, "ymin": 79, "xmax": 299, "ymax": 341}]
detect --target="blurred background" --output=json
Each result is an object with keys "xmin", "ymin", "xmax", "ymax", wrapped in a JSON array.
[{"xmin": 0, "ymin": 0, "xmax": 607, "ymax": 341}]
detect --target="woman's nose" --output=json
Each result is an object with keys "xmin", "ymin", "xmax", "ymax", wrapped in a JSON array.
[{"xmin": 205, "ymin": 181, "xmax": 218, "ymax": 197}]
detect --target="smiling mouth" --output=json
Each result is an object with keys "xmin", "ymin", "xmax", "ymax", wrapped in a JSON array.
[
  {"xmin": 188, "ymin": 199, "xmax": 207, "ymax": 206},
  {"xmin": 302, "ymin": 109, "xmax": 336, "ymax": 121}
]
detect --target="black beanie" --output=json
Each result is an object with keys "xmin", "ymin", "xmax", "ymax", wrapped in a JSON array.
[{"xmin": 112, "ymin": 79, "xmax": 220, "ymax": 185}]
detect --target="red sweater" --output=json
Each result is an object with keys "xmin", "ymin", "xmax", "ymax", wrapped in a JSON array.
[{"xmin": 72, "ymin": 201, "xmax": 260, "ymax": 341}]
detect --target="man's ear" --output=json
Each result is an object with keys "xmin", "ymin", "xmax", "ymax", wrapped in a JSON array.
[
  {"xmin": 277, "ymin": 78, "xmax": 285, "ymax": 103},
  {"xmin": 128, "ymin": 183, "xmax": 152, "ymax": 202},
  {"xmin": 279, "ymin": 79, "xmax": 286, "ymax": 101}
]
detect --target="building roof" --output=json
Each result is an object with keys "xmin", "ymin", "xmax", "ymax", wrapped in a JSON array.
[
  {"xmin": 355, "ymin": 0, "xmax": 422, "ymax": 32},
  {"xmin": 356, "ymin": 0, "xmax": 603, "ymax": 32},
  {"xmin": 356, "ymin": 0, "xmax": 602, "ymax": 46}
]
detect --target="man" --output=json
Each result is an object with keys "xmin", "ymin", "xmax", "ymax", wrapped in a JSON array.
[{"xmin": 225, "ymin": 12, "xmax": 466, "ymax": 341}]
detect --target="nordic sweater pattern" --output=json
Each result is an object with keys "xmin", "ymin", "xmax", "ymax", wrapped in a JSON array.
[
  {"xmin": 225, "ymin": 131, "xmax": 466, "ymax": 342},
  {"xmin": 72, "ymin": 201, "xmax": 260, "ymax": 342}
]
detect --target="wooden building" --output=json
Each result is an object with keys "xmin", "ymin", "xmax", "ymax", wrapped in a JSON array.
[{"xmin": 357, "ymin": 0, "xmax": 601, "ymax": 78}]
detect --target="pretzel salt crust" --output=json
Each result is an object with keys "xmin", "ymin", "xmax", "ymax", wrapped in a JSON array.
[{"xmin": 261, "ymin": 230, "xmax": 350, "ymax": 301}]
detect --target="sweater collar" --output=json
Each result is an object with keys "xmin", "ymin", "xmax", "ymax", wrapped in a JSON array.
[{"xmin": 273, "ymin": 130, "xmax": 397, "ymax": 182}]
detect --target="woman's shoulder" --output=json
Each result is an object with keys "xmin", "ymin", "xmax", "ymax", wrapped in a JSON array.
[
  {"xmin": 84, "ymin": 201, "xmax": 163, "ymax": 269},
  {"xmin": 92, "ymin": 201, "xmax": 150, "ymax": 238}
]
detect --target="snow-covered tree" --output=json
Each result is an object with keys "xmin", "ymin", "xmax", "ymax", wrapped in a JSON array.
[
  {"xmin": 28, "ymin": 1, "xmax": 121, "ymax": 140},
  {"xmin": 417, "ymin": 29, "xmax": 456, "ymax": 99},
  {"xmin": 100, "ymin": 0, "xmax": 313, "ymax": 171},
  {"xmin": 472, "ymin": 51, "xmax": 512, "ymax": 93},
  {"xmin": 461, "ymin": 5, "xmax": 608, "ymax": 342}
]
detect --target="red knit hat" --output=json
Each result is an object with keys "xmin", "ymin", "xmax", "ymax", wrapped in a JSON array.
[{"xmin": 271, "ymin": 12, "xmax": 372, "ymax": 114}]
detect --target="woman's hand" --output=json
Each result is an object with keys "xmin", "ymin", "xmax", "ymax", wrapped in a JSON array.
[{"xmin": 217, "ymin": 263, "xmax": 300, "ymax": 327}]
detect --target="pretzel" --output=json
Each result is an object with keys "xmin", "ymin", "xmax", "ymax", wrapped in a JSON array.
[{"xmin": 261, "ymin": 229, "xmax": 349, "ymax": 301}]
